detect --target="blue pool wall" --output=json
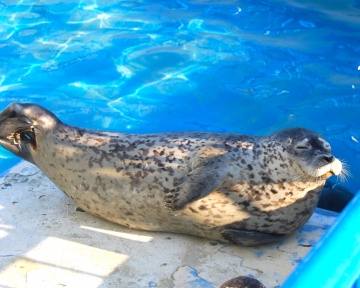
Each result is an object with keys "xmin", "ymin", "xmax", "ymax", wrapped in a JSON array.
[{"xmin": 283, "ymin": 190, "xmax": 360, "ymax": 288}]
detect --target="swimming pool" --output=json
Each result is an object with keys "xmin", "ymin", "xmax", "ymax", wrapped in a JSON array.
[
  {"xmin": 0, "ymin": 0, "xmax": 359, "ymax": 286},
  {"xmin": 1, "ymin": 0, "xmax": 359, "ymax": 194}
]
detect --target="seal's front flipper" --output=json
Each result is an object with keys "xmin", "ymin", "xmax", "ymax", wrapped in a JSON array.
[
  {"xmin": 164, "ymin": 147, "xmax": 230, "ymax": 211},
  {"xmin": 221, "ymin": 229, "xmax": 288, "ymax": 246},
  {"xmin": 164, "ymin": 167, "xmax": 225, "ymax": 211}
]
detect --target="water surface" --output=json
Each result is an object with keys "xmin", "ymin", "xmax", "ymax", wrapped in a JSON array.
[{"xmin": 0, "ymin": 0, "xmax": 359, "ymax": 192}]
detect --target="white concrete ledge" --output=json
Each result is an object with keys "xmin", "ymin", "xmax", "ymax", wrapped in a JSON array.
[{"xmin": 0, "ymin": 162, "xmax": 338, "ymax": 288}]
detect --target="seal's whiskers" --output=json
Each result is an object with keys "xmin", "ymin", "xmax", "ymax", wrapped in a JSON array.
[{"xmin": 337, "ymin": 159, "xmax": 351, "ymax": 183}]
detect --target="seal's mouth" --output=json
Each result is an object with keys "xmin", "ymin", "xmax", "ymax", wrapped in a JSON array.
[
  {"xmin": 317, "ymin": 158, "xmax": 342, "ymax": 179},
  {"xmin": 298, "ymin": 157, "xmax": 343, "ymax": 181},
  {"xmin": 323, "ymin": 171, "xmax": 336, "ymax": 178}
]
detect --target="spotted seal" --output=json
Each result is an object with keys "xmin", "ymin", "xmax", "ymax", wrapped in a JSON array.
[{"xmin": 0, "ymin": 103, "xmax": 344, "ymax": 245}]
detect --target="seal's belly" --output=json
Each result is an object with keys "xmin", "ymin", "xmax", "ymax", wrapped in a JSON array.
[{"xmin": 178, "ymin": 180, "xmax": 324, "ymax": 235}]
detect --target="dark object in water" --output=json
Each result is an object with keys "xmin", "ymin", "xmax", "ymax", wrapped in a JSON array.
[
  {"xmin": 220, "ymin": 276, "xmax": 266, "ymax": 288},
  {"xmin": 317, "ymin": 181, "xmax": 354, "ymax": 213}
]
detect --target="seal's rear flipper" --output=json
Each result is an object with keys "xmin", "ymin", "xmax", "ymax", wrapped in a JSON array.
[{"xmin": 221, "ymin": 229, "xmax": 288, "ymax": 246}]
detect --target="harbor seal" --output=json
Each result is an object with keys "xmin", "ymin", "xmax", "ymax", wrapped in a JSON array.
[{"xmin": 0, "ymin": 103, "xmax": 343, "ymax": 245}]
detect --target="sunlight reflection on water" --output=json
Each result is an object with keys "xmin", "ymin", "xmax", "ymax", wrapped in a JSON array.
[{"xmin": 0, "ymin": 0, "xmax": 359, "ymax": 192}]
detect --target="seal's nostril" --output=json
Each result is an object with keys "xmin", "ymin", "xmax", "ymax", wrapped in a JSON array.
[{"xmin": 324, "ymin": 155, "xmax": 334, "ymax": 163}]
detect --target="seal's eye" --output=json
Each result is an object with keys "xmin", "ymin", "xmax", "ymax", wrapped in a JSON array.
[
  {"xmin": 21, "ymin": 132, "xmax": 34, "ymax": 142},
  {"xmin": 295, "ymin": 139, "xmax": 311, "ymax": 150},
  {"xmin": 296, "ymin": 145, "xmax": 311, "ymax": 150},
  {"xmin": 20, "ymin": 127, "xmax": 37, "ymax": 149}
]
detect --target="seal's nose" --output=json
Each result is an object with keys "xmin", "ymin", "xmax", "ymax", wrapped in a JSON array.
[{"xmin": 324, "ymin": 155, "xmax": 334, "ymax": 163}]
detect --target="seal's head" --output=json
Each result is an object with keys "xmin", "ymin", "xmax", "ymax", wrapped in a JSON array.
[
  {"xmin": 270, "ymin": 128, "xmax": 343, "ymax": 181},
  {"xmin": 0, "ymin": 103, "xmax": 59, "ymax": 164}
]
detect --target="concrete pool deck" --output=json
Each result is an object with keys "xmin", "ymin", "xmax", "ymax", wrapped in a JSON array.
[{"xmin": 0, "ymin": 161, "xmax": 338, "ymax": 288}]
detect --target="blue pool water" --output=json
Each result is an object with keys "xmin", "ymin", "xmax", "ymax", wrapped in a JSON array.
[{"xmin": 0, "ymin": 0, "xmax": 359, "ymax": 195}]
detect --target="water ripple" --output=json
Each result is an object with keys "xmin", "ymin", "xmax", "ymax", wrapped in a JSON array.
[{"xmin": 0, "ymin": 0, "xmax": 359, "ymax": 192}]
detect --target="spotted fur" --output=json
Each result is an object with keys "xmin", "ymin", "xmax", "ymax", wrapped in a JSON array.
[{"xmin": 0, "ymin": 103, "xmax": 342, "ymax": 245}]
